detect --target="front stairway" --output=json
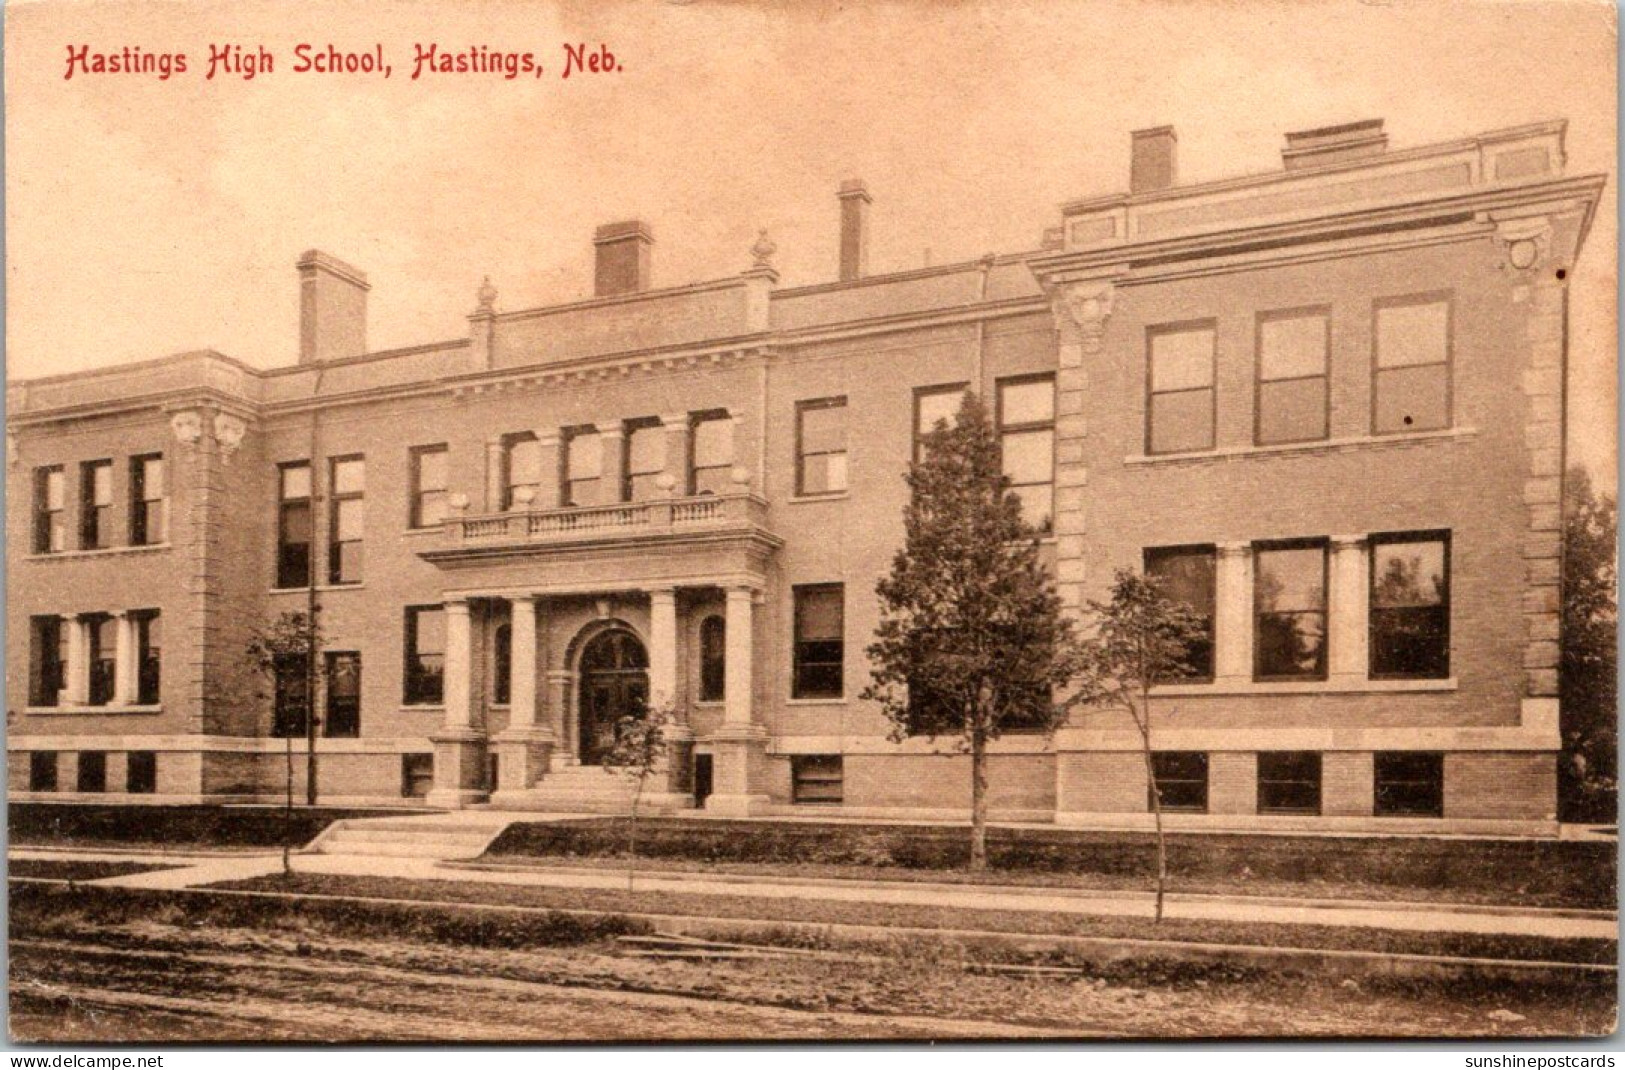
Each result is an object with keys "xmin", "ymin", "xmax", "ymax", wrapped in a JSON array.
[
  {"xmin": 501, "ymin": 762, "xmax": 694, "ymax": 814},
  {"xmin": 307, "ymin": 813, "xmax": 512, "ymax": 859}
]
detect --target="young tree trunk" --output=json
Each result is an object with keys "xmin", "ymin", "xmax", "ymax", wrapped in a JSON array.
[
  {"xmin": 283, "ymin": 733, "xmax": 294, "ymax": 878},
  {"xmin": 1132, "ymin": 685, "xmax": 1167, "ymax": 924},
  {"xmin": 627, "ymin": 772, "xmax": 644, "ymax": 893},
  {"xmin": 969, "ymin": 728, "xmax": 989, "ymax": 872}
]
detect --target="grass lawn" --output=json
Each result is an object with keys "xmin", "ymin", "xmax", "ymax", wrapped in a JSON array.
[
  {"xmin": 9, "ymin": 803, "xmax": 420, "ymax": 851},
  {"xmin": 9, "ymin": 859, "xmax": 181, "ymax": 881},
  {"xmin": 210, "ymin": 871, "xmax": 1618, "ymax": 965},
  {"xmin": 483, "ymin": 818, "xmax": 1618, "ymax": 910}
]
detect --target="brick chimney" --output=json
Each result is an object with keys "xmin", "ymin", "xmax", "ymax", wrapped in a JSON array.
[
  {"xmin": 297, "ymin": 250, "xmax": 369, "ymax": 364},
  {"xmin": 1130, "ymin": 126, "xmax": 1178, "ymax": 194},
  {"xmin": 1281, "ymin": 119, "xmax": 1388, "ymax": 171},
  {"xmin": 593, "ymin": 221, "xmax": 653, "ymax": 297},
  {"xmin": 837, "ymin": 179, "xmax": 871, "ymax": 282}
]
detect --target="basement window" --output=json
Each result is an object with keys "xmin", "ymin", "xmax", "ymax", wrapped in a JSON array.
[
  {"xmin": 791, "ymin": 755, "xmax": 843, "ymax": 805},
  {"xmin": 1150, "ymin": 751, "xmax": 1208, "ymax": 813}
]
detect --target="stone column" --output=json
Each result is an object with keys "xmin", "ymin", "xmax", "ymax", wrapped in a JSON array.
[
  {"xmin": 1215, "ymin": 543, "xmax": 1254, "ymax": 685},
  {"xmin": 648, "ymin": 588, "xmax": 679, "ymax": 707},
  {"xmin": 111, "ymin": 611, "xmax": 138, "ymax": 707},
  {"xmin": 1328, "ymin": 535, "xmax": 1369, "ymax": 686},
  {"xmin": 708, "ymin": 585, "xmax": 767, "ymax": 815},
  {"xmin": 597, "ymin": 423, "xmax": 625, "ymax": 504},
  {"xmin": 492, "ymin": 595, "xmax": 555, "ymax": 799},
  {"xmin": 428, "ymin": 598, "xmax": 485, "ymax": 808},
  {"xmin": 485, "ymin": 436, "xmax": 506, "ymax": 512},
  {"xmin": 546, "ymin": 669, "xmax": 575, "ymax": 760},
  {"xmin": 661, "ymin": 414, "xmax": 691, "ymax": 496},
  {"xmin": 535, "ymin": 433, "xmax": 561, "ymax": 509},
  {"xmin": 63, "ymin": 614, "xmax": 89, "ymax": 706}
]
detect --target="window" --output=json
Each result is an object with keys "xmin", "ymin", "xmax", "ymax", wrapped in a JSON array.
[
  {"xmin": 328, "ymin": 456, "xmax": 364, "ymax": 584},
  {"xmin": 699, "ymin": 615, "xmax": 726, "ymax": 702},
  {"xmin": 1258, "ymin": 752, "xmax": 1321, "ymax": 815},
  {"xmin": 410, "ymin": 445, "xmax": 448, "ymax": 529},
  {"xmin": 792, "ymin": 584, "xmax": 844, "ymax": 699},
  {"xmin": 624, "ymin": 418, "xmax": 666, "ymax": 501},
  {"xmin": 87, "ymin": 615, "xmax": 116, "ymax": 706},
  {"xmin": 325, "ymin": 651, "xmax": 361, "ymax": 738},
  {"xmin": 914, "ymin": 383, "xmax": 967, "ymax": 461},
  {"xmin": 1147, "ymin": 322, "xmax": 1216, "ymax": 454},
  {"xmin": 1373, "ymin": 295, "xmax": 1451, "ymax": 434},
  {"xmin": 80, "ymin": 459, "xmax": 113, "ymax": 550},
  {"xmin": 135, "ymin": 611, "xmax": 161, "ymax": 705},
  {"xmin": 1374, "ymin": 752, "xmax": 1444, "ymax": 817},
  {"xmin": 1144, "ymin": 546, "xmax": 1216, "ymax": 681},
  {"xmin": 492, "ymin": 616, "xmax": 512, "ymax": 705},
  {"xmin": 129, "ymin": 454, "xmax": 166, "ymax": 545},
  {"xmin": 29, "ymin": 616, "xmax": 65, "ymax": 707},
  {"xmin": 30, "ymin": 752, "xmax": 58, "ymax": 792},
  {"xmin": 503, "ymin": 433, "xmax": 541, "ymax": 510},
  {"xmin": 997, "ymin": 376, "xmax": 1055, "ymax": 533},
  {"xmin": 404, "ymin": 606, "xmax": 446, "ymax": 705},
  {"xmin": 563, "ymin": 427, "xmax": 602, "ymax": 507},
  {"xmin": 276, "ymin": 462, "xmax": 313, "ymax": 589},
  {"xmin": 1370, "ymin": 532, "xmax": 1451, "ymax": 679},
  {"xmin": 1254, "ymin": 540, "xmax": 1328, "ymax": 681},
  {"xmin": 33, "ymin": 466, "xmax": 66, "ymax": 554},
  {"xmin": 1256, "ymin": 309, "xmax": 1329, "ymax": 445},
  {"xmin": 689, "ymin": 412, "xmax": 733, "ymax": 496},
  {"xmin": 796, "ymin": 398, "xmax": 848, "ymax": 496},
  {"xmin": 1150, "ymin": 752, "xmax": 1208, "ymax": 812},
  {"xmin": 791, "ymin": 755, "xmax": 844, "ymax": 805},
  {"xmin": 272, "ymin": 653, "xmax": 310, "ymax": 738},
  {"xmin": 127, "ymin": 751, "xmax": 157, "ymax": 795},
  {"xmin": 402, "ymin": 754, "xmax": 434, "ymax": 798},
  {"xmin": 77, "ymin": 751, "xmax": 107, "ymax": 794}
]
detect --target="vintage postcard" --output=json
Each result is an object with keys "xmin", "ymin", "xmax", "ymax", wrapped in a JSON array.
[{"xmin": 4, "ymin": 0, "xmax": 1617, "ymax": 1046}]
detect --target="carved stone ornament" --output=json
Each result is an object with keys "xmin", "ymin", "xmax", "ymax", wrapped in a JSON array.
[
  {"xmin": 476, "ymin": 276, "xmax": 498, "ymax": 314},
  {"xmin": 170, "ymin": 410, "xmax": 204, "ymax": 446},
  {"xmin": 1494, "ymin": 217, "xmax": 1552, "ymax": 275},
  {"xmin": 213, "ymin": 412, "xmax": 247, "ymax": 463},
  {"xmin": 6, "ymin": 431, "xmax": 17, "ymax": 468},
  {"xmin": 750, "ymin": 229, "xmax": 777, "ymax": 270},
  {"xmin": 1051, "ymin": 281, "xmax": 1118, "ymax": 350}
]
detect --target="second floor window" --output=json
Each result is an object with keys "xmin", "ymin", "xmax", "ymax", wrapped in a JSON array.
[
  {"xmin": 129, "ymin": 454, "xmax": 166, "ymax": 545},
  {"xmin": 276, "ymin": 462, "xmax": 313, "ymax": 589},
  {"xmin": 563, "ymin": 428, "xmax": 602, "ymax": 507},
  {"xmin": 503, "ymin": 433, "xmax": 540, "ymax": 509},
  {"xmin": 410, "ymin": 445, "xmax": 448, "ymax": 529},
  {"xmin": 1147, "ymin": 323, "xmax": 1216, "ymax": 455},
  {"xmin": 792, "ymin": 584, "xmax": 844, "ymax": 699},
  {"xmin": 404, "ymin": 606, "xmax": 446, "ymax": 705},
  {"xmin": 1374, "ymin": 295, "xmax": 1451, "ymax": 434},
  {"xmin": 699, "ymin": 615, "xmax": 726, "ymax": 701},
  {"xmin": 1144, "ymin": 546, "xmax": 1216, "ymax": 681},
  {"xmin": 33, "ymin": 466, "xmax": 65, "ymax": 554},
  {"xmin": 1370, "ymin": 532, "xmax": 1451, "ymax": 679},
  {"xmin": 1254, "ymin": 540, "xmax": 1328, "ymax": 681},
  {"xmin": 87, "ymin": 614, "xmax": 116, "ymax": 706},
  {"xmin": 135, "ymin": 611, "xmax": 161, "ymax": 705},
  {"xmin": 914, "ymin": 384, "xmax": 967, "ymax": 462},
  {"xmin": 326, "ymin": 651, "xmax": 361, "ymax": 738},
  {"xmin": 29, "ymin": 616, "xmax": 65, "ymax": 707},
  {"xmin": 328, "ymin": 456, "xmax": 364, "ymax": 585},
  {"xmin": 690, "ymin": 412, "xmax": 733, "ymax": 495},
  {"xmin": 80, "ymin": 459, "xmax": 113, "ymax": 550},
  {"xmin": 796, "ymin": 397, "xmax": 848, "ymax": 496},
  {"xmin": 1257, "ymin": 309, "xmax": 1330, "ymax": 445},
  {"xmin": 997, "ymin": 376, "xmax": 1055, "ymax": 533},
  {"xmin": 624, "ymin": 419, "xmax": 666, "ymax": 502}
]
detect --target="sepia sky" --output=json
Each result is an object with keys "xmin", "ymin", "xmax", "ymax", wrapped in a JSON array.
[{"xmin": 5, "ymin": 0, "xmax": 1617, "ymax": 479}]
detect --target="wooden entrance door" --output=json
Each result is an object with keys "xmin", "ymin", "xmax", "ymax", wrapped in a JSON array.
[{"xmin": 577, "ymin": 629, "xmax": 649, "ymax": 765}]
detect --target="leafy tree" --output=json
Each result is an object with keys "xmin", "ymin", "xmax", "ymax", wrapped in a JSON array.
[
  {"xmin": 1072, "ymin": 569, "xmax": 1209, "ymax": 922},
  {"xmin": 245, "ymin": 611, "xmax": 326, "ymax": 874},
  {"xmin": 862, "ymin": 392, "xmax": 1081, "ymax": 871},
  {"xmin": 601, "ymin": 701, "xmax": 673, "ymax": 891},
  {"xmin": 1561, "ymin": 466, "xmax": 1617, "ymax": 823}
]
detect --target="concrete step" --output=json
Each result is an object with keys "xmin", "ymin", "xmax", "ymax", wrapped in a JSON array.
[
  {"xmin": 323, "ymin": 828, "xmax": 494, "ymax": 846},
  {"xmin": 313, "ymin": 841, "xmax": 480, "ymax": 859}
]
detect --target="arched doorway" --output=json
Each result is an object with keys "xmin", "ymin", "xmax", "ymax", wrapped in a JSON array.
[{"xmin": 576, "ymin": 627, "xmax": 649, "ymax": 765}]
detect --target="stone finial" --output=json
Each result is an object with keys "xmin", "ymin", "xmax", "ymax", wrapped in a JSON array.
[
  {"xmin": 750, "ymin": 229, "xmax": 777, "ymax": 271},
  {"xmin": 476, "ymin": 276, "xmax": 498, "ymax": 314}
]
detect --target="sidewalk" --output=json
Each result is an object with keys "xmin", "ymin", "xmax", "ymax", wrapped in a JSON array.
[{"xmin": 11, "ymin": 845, "xmax": 1617, "ymax": 941}]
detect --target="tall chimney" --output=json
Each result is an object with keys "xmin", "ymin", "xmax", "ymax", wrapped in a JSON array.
[
  {"xmin": 1130, "ymin": 126, "xmax": 1178, "ymax": 194},
  {"xmin": 837, "ymin": 179, "xmax": 871, "ymax": 282},
  {"xmin": 593, "ymin": 220, "xmax": 654, "ymax": 297},
  {"xmin": 297, "ymin": 250, "xmax": 369, "ymax": 364},
  {"xmin": 1281, "ymin": 119, "xmax": 1387, "ymax": 171}
]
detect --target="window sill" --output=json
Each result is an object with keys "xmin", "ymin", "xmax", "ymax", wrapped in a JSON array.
[
  {"xmin": 693, "ymin": 700, "xmax": 725, "ymax": 709},
  {"xmin": 24, "ymin": 704, "xmax": 162, "ymax": 716},
  {"xmin": 786, "ymin": 696, "xmax": 847, "ymax": 706},
  {"xmin": 1125, "ymin": 426, "xmax": 1477, "ymax": 467},
  {"xmin": 1150, "ymin": 677, "xmax": 1457, "ymax": 697},
  {"xmin": 402, "ymin": 526, "xmax": 442, "ymax": 537},
  {"xmin": 26, "ymin": 544, "xmax": 172, "ymax": 562},
  {"xmin": 269, "ymin": 583, "xmax": 368, "ymax": 594},
  {"xmin": 787, "ymin": 493, "xmax": 850, "ymax": 504},
  {"xmin": 400, "ymin": 705, "xmax": 446, "ymax": 713}
]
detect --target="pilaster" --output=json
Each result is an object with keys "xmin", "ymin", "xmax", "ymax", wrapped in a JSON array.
[
  {"xmin": 1327, "ymin": 535, "xmax": 1369, "ymax": 686},
  {"xmin": 1214, "ymin": 542, "xmax": 1254, "ymax": 685}
]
